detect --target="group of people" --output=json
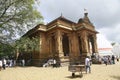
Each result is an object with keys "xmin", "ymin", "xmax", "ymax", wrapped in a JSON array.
[
  {"xmin": 0, "ymin": 58, "xmax": 25, "ymax": 71},
  {"xmin": 43, "ymin": 58, "xmax": 61, "ymax": 68},
  {"xmin": 0, "ymin": 58, "xmax": 7, "ymax": 70},
  {"xmin": 84, "ymin": 55, "xmax": 119, "ymax": 74},
  {"xmin": 0, "ymin": 58, "xmax": 17, "ymax": 71},
  {"xmin": 101, "ymin": 55, "xmax": 118, "ymax": 65}
]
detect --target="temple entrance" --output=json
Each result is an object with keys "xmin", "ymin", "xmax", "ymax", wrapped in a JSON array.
[
  {"xmin": 78, "ymin": 36, "xmax": 82, "ymax": 55},
  {"xmin": 62, "ymin": 34, "xmax": 69, "ymax": 56}
]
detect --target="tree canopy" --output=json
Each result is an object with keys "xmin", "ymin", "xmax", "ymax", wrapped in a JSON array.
[
  {"xmin": 15, "ymin": 37, "xmax": 40, "ymax": 52},
  {"xmin": 0, "ymin": 0, "xmax": 43, "ymax": 43},
  {"xmin": 0, "ymin": 36, "xmax": 40, "ymax": 59},
  {"xmin": 0, "ymin": 43, "xmax": 15, "ymax": 59}
]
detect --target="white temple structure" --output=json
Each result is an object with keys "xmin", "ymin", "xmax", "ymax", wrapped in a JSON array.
[
  {"xmin": 112, "ymin": 43, "xmax": 120, "ymax": 57},
  {"xmin": 97, "ymin": 34, "xmax": 113, "ymax": 56}
]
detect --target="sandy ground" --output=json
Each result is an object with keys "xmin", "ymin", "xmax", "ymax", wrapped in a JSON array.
[{"xmin": 0, "ymin": 61, "xmax": 120, "ymax": 80}]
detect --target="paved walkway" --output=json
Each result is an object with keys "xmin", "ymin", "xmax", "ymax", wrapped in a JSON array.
[{"xmin": 0, "ymin": 61, "xmax": 120, "ymax": 80}]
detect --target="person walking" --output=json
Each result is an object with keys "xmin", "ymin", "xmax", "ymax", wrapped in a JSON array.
[
  {"xmin": 21, "ymin": 59, "xmax": 25, "ymax": 67},
  {"xmin": 0, "ymin": 60, "xmax": 2, "ymax": 71},
  {"xmin": 111, "ymin": 55, "xmax": 115, "ymax": 64},
  {"xmin": 53, "ymin": 59, "xmax": 57, "ymax": 68},
  {"xmin": 116, "ymin": 56, "xmax": 119, "ymax": 62},
  {"xmin": 103, "ymin": 56, "xmax": 108, "ymax": 66},
  {"xmin": 2, "ymin": 58, "xmax": 7, "ymax": 70},
  {"xmin": 85, "ymin": 56, "xmax": 91, "ymax": 73}
]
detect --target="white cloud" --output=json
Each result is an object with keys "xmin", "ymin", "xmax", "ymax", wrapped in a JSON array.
[
  {"xmin": 98, "ymin": 23, "xmax": 120, "ymax": 43},
  {"xmin": 38, "ymin": 0, "xmax": 120, "ymax": 43}
]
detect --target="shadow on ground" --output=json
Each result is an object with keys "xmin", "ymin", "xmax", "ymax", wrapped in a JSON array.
[
  {"xmin": 65, "ymin": 73, "xmax": 87, "ymax": 79},
  {"xmin": 66, "ymin": 75, "xmax": 83, "ymax": 79},
  {"xmin": 110, "ymin": 75, "xmax": 120, "ymax": 80}
]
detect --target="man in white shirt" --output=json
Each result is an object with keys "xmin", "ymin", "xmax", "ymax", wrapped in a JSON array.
[
  {"xmin": 2, "ymin": 59, "xmax": 6, "ymax": 69},
  {"xmin": 53, "ymin": 59, "xmax": 57, "ymax": 68},
  {"xmin": 0, "ymin": 60, "xmax": 2, "ymax": 71},
  {"xmin": 85, "ymin": 56, "xmax": 91, "ymax": 73},
  {"xmin": 22, "ymin": 59, "xmax": 25, "ymax": 66}
]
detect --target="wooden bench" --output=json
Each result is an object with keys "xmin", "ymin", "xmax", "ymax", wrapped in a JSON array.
[{"xmin": 68, "ymin": 64, "xmax": 85, "ymax": 78}]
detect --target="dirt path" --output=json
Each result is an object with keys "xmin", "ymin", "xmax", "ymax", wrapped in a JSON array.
[{"xmin": 0, "ymin": 61, "xmax": 120, "ymax": 80}]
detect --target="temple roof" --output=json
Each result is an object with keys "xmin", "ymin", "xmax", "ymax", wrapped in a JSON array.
[
  {"xmin": 23, "ymin": 13, "xmax": 98, "ymax": 37},
  {"xmin": 78, "ymin": 12, "xmax": 92, "ymax": 24},
  {"xmin": 47, "ymin": 15, "xmax": 76, "ymax": 26},
  {"xmin": 22, "ymin": 24, "xmax": 45, "ymax": 37}
]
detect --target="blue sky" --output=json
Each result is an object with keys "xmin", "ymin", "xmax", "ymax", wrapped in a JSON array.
[{"xmin": 37, "ymin": 0, "xmax": 120, "ymax": 43}]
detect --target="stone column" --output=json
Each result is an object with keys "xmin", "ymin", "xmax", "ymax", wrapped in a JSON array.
[
  {"xmin": 48, "ymin": 36, "xmax": 52, "ymax": 57},
  {"xmin": 68, "ymin": 34, "xmax": 72, "ymax": 56},
  {"xmin": 48, "ymin": 35, "xmax": 56, "ymax": 58},
  {"xmin": 55, "ymin": 30, "xmax": 63, "ymax": 57},
  {"xmin": 80, "ymin": 32, "xmax": 89, "ymax": 56},
  {"xmin": 88, "ymin": 38, "xmax": 91, "ymax": 53},
  {"xmin": 92, "ymin": 35, "xmax": 98, "ymax": 53}
]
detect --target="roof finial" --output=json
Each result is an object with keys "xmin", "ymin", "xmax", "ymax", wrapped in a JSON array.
[
  {"xmin": 84, "ymin": 8, "xmax": 87, "ymax": 13},
  {"xmin": 84, "ymin": 8, "xmax": 88, "ymax": 16},
  {"xmin": 61, "ymin": 13, "xmax": 63, "ymax": 17}
]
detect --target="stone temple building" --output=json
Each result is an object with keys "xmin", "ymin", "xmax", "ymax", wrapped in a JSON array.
[{"xmin": 23, "ymin": 12, "xmax": 98, "ymax": 66}]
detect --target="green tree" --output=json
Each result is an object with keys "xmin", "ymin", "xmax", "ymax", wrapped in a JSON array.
[
  {"xmin": 111, "ymin": 42, "xmax": 115, "ymax": 46},
  {"xmin": 0, "ymin": 37, "xmax": 40, "ymax": 59},
  {"xmin": 0, "ymin": 42, "xmax": 15, "ymax": 59},
  {"xmin": 14, "ymin": 37, "xmax": 40, "ymax": 60},
  {"xmin": 15, "ymin": 37, "xmax": 39, "ymax": 52},
  {"xmin": 0, "ymin": 0, "xmax": 43, "ymax": 43}
]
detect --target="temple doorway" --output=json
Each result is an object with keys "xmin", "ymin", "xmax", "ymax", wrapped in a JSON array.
[
  {"xmin": 62, "ymin": 34, "xmax": 69, "ymax": 56},
  {"xmin": 78, "ymin": 36, "xmax": 82, "ymax": 55}
]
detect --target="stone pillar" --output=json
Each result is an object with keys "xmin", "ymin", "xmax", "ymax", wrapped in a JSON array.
[
  {"xmin": 48, "ymin": 37, "xmax": 52, "ymax": 57},
  {"xmin": 55, "ymin": 30, "xmax": 63, "ymax": 57},
  {"xmin": 88, "ymin": 38, "xmax": 91, "ymax": 53},
  {"xmin": 80, "ymin": 32, "xmax": 89, "ymax": 56},
  {"xmin": 68, "ymin": 34, "xmax": 72, "ymax": 56},
  {"xmin": 48, "ymin": 35, "xmax": 56, "ymax": 58},
  {"xmin": 92, "ymin": 35, "xmax": 98, "ymax": 53}
]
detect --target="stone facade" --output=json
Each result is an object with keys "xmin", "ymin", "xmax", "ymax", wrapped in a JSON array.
[{"xmin": 24, "ymin": 12, "xmax": 98, "ymax": 66}]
